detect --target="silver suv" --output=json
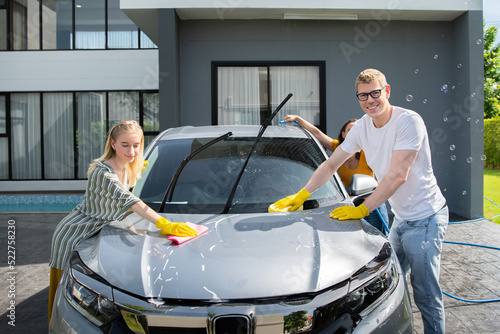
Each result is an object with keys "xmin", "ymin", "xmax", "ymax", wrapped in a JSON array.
[{"xmin": 49, "ymin": 125, "xmax": 413, "ymax": 334}]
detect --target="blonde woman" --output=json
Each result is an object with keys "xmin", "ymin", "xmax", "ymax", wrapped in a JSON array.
[{"xmin": 48, "ymin": 120, "xmax": 197, "ymax": 323}]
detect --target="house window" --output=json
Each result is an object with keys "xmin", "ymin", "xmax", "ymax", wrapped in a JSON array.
[
  {"xmin": 107, "ymin": 0, "xmax": 138, "ymax": 49},
  {"xmin": 0, "ymin": 95, "xmax": 6, "ymax": 134},
  {"xmin": 213, "ymin": 62, "xmax": 325, "ymax": 131},
  {"xmin": 75, "ymin": 0, "xmax": 105, "ymax": 49},
  {"xmin": 11, "ymin": 93, "xmax": 42, "ymax": 179},
  {"xmin": 11, "ymin": 0, "xmax": 41, "ymax": 50},
  {"xmin": 2, "ymin": 0, "xmax": 156, "ymax": 50},
  {"xmin": 43, "ymin": 92, "xmax": 74, "ymax": 179},
  {"xmin": 0, "ymin": 5, "xmax": 6, "ymax": 50},
  {"xmin": 3, "ymin": 90, "xmax": 159, "ymax": 180},
  {"xmin": 42, "ymin": 0, "xmax": 73, "ymax": 50},
  {"xmin": 0, "ymin": 95, "xmax": 8, "ymax": 179}
]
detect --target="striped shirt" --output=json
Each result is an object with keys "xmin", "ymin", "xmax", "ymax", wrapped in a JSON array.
[{"xmin": 49, "ymin": 161, "xmax": 140, "ymax": 270}]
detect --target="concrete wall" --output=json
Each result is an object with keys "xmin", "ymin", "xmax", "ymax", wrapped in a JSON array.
[
  {"xmin": 158, "ymin": 10, "xmax": 484, "ymax": 219},
  {"xmin": 0, "ymin": 50, "xmax": 159, "ymax": 92}
]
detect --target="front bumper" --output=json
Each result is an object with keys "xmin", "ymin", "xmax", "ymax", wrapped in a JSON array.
[{"xmin": 49, "ymin": 263, "xmax": 412, "ymax": 334}]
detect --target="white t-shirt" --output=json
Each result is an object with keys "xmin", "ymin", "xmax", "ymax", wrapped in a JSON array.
[{"xmin": 341, "ymin": 106, "xmax": 446, "ymax": 221}]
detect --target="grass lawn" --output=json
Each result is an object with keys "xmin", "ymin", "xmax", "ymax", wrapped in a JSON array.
[{"xmin": 484, "ymin": 167, "xmax": 500, "ymax": 224}]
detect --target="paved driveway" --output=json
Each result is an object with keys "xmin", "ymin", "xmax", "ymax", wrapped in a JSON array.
[{"xmin": 0, "ymin": 212, "xmax": 499, "ymax": 334}]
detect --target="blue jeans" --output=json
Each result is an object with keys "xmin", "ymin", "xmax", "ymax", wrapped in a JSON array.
[
  {"xmin": 363, "ymin": 202, "xmax": 389, "ymax": 234},
  {"xmin": 388, "ymin": 205, "xmax": 449, "ymax": 334}
]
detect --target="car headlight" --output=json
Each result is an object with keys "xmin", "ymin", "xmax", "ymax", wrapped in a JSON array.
[
  {"xmin": 64, "ymin": 252, "xmax": 120, "ymax": 327},
  {"xmin": 341, "ymin": 242, "xmax": 399, "ymax": 320}
]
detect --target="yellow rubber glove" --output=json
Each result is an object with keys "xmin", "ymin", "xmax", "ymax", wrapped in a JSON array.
[
  {"xmin": 156, "ymin": 217, "xmax": 198, "ymax": 237},
  {"xmin": 329, "ymin": 203, "xmax": 370, "ymax": 220},
  {"xmin": 269, "ymin": 189, "xmax": 310, "ymax": 212}
]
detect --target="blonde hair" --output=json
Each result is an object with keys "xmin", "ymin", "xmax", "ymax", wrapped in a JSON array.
[
  {"xmin": 87, "ymin": 120, "xmax": 144, "ymax": 186},
  {"xmin": 355, "ymin": 68, "xmax": 388, "ymax": 92}
]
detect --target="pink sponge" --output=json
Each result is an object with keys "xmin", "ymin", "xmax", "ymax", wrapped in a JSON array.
[{"xmin": 167, "ymin": 222, "xmax": 208, "ymax": 245}]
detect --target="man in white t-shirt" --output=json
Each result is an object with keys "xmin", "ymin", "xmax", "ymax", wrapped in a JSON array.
[{"xmin": 270, "ymin": 68, "xmax": 448, "ymax": 334}]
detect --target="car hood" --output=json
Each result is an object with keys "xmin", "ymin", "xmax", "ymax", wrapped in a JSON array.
[{"xmin": 76, "ymin": 209, "xmax": 386, "ymax": 301}]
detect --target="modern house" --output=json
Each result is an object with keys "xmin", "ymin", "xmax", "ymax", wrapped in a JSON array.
[
  {"xmin": 0, "ymin": 0, "xmax": 161, "ymax": 195},
  {"xmin": 0, "ymin": 0, "xmax": 484, "ymax": 219}
]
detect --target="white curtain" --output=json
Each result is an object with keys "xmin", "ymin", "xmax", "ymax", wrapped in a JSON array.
[
  {"xmin": 107, "ymin": 0, "xmax": 138, "ymax": 48},
  {"xmin": 11, "ymin": 93, "xmax": 41, "ymax": 179},
  {"xmin": 0, "ymin": 139, "xmax": 8, "ymax": 179},
  {"xmin": 270, "ymin": 66, "xmax": 320, "ymax": 125},
  {"xmin": 108, "ymin": 92, "xmax": 139, "ymax": 125},
  {"xmin": 42, "ymin": 0, "xmax": 73, "ymax": 50},
  {"xmin": 74, "ymin": 0, "xmax": 105, "ymax": 49},
  {"xmin": 143, "ymin": 93, "xmax": 159, "ymax": 131},
  {"xmin": 0, "ymin": 10, "xmax": 7, "ymax": 50},
  {"xmin": 108, "ymin": 30, "xmax": 138, "ymax": 49},
  {"xmin": 218, "ymin": 67, "xmax": 261, "ymax": 125},
  {"xmin": 11, "ymin": 0, "xmax": 40, "ymax": 50},
  {"xmin": 0, "ymin": 95, "xmax": 5, "ymax": 133},
  {"xmin": 12, "ymin": 0, "xmax": 27, "ymax": 50},
  {"xmin": 43, "ymin": 93, "xmax": 74, "ymax": 179},
  {"xmin": 77, "ymin": 92, "xmax": 106, "ymax": 178},
  {"xmin": 75, "ymin": 31, "xmax": 105, "ymax": 49},
  {"xmin": 0, "ymin": 97, "xmax": 7, "ymax": 178}
]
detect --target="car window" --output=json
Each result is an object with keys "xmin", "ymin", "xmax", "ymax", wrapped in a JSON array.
[{"xmin": 134, "ymin": 136, "xmax": 344, "ymax": 214}]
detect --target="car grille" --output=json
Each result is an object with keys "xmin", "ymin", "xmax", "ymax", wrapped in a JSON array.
[{"xmin": 148, "ymin": 315, "xmax": 250, "ymax": 334}]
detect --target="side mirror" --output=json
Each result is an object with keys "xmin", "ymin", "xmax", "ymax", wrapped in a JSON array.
[{"xmin": 350, "ymin": 174, "xmax": 378, "ymax": 196}]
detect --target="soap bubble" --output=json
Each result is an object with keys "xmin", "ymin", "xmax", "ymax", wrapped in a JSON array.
[
  {"xmin": 443, "ymin": 117, "xmax": 448, "ymax": 122},
  {"xmin": 434, "ymin": 55, "xmax": 439, "ymax": 59},
  {"xmin": 477, "ymin": 39, "xmax": 482, "ymax": 44},
  {"xmin": 415, "ymin": 69, "xmax": 419, "ymax": 74},
  {"xmin": 450, "ymin": 155, "xmax": 456, "ymax": 161},
  {"xmin": 441, "ymin": 85, "xmax": 448, "ymax": 93},
  {"xmin": 467, "ymin": 117, "xmax": 471, "ymax": 122},
  {"xmin": 443, "ymin": 188, "xmax": 447, "ymax": 192},
  {"xmin": 462, "ymin": 190, "xmax": 467, "ymax": 196},
  {"xmin": 481, "ymin": 155, "xmax": 487, "ymax": 161},
  {"xmin": 457, "ymin": 63, "xmax": 462, "ymax": 68},
  {"xmin": 449, "ymin": 145, "xmax": 455, "ymax": 151},
  {"xmin": 406, "ymin": 95, "xmax": 413, "ymax": 102},
  {"xmin": 423, "ymin": 99, "xmax": 428, "ymax": 104},
  {"xmin": 471, "ymin": 92, "xmax": 476, "ymax": 97},
  {"xmin": 467, "ymin": 157, "xmax": 473, "ymax": 163}
]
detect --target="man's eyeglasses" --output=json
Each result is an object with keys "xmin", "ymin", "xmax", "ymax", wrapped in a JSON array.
[{"xmin": 356, "ymin": 85, "xmax": 387, "ymax": 101}]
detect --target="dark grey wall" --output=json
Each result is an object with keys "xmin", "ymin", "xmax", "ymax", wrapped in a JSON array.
[{"xmin": 158, "ymin": 10, "xmax": 484, "ymax": 219}]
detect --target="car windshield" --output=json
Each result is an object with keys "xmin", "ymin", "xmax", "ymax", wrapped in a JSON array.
[{"xmin": 133, "ymin": 136, "xmax": 344, "ymax": 214}]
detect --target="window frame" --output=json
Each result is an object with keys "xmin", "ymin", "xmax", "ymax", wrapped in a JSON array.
[
  {"xmin": 211, "ymin": 61, "xmax": 326, "ymax": 133},
  {"xmin": 1, "ymin": 90, "xmax": 159, "ymax": 181},
  {"xmin": 0, "ymin": 93, "xmax": 11, "ymax": 179},
  {"xmin": 2, "ymin": 0, "xmax": 156, "ymax": 51}
]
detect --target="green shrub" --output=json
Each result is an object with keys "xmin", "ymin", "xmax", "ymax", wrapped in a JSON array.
[{"xmin": 484, "ymin": 118, "xmax": 500, "ymax": 168}]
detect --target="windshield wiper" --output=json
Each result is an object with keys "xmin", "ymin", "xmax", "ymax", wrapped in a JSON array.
[
  {"xmin": 158, "ymin": 131, "xmax": 233, "ymax": 213},
  {"xmin": 222, "ymin": 93, "xmax": 293, "ymax": 214}
]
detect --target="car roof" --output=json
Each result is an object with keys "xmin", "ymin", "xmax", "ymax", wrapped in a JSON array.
[{"xmin": 157, "ymin": 125, "xmax": 309, "ymax": 141}]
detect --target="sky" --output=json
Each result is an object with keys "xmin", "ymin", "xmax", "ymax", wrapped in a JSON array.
[{"xmin": 484, "ymin": 0, "xmax": 500, "ymax": 40}]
